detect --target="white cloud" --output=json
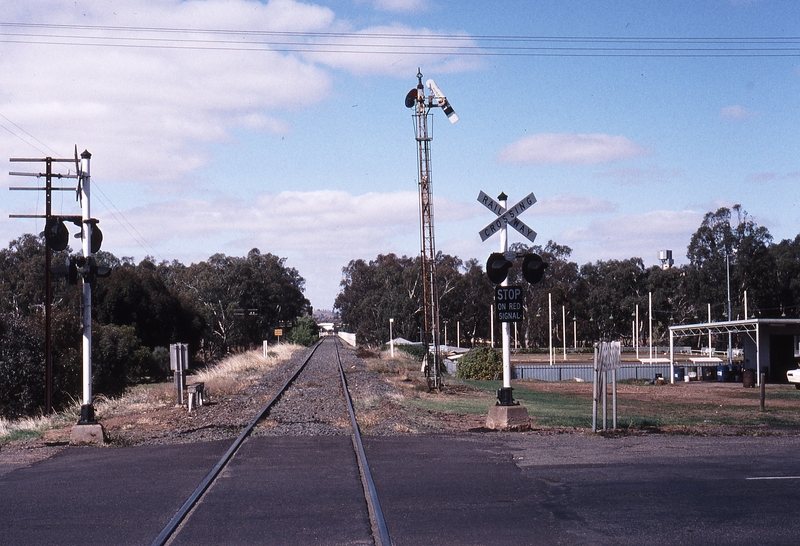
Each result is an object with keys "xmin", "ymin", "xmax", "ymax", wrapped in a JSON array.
[
  {"xmin": 371, "ymin": 0, "xmax": 429, "ymax": 13},
  {"xmin": 0, "ymin": 1, "xmax": 483, "ymax": 188},
  {"xmin": 536, "ymin": 193, "xmax": 617, "ymax": 216},
  {"xmin": 89, "ymin": 188, "xmax": 476, "ymax": 308},
  {"xmin": 0, "ymin": 0, "xmax": 336, "ymax": 185},
  {"xmin": 301, "ymin": 24, "xmax": 482, "ymax": 76},
  {"xmin": 719, "ymin": 105, "xmax": 757, "ymax": 120},
  {"xmin": 496, "ymin": 133, "xmax": 648, "ymax": 165},
  {"xmin": 106, "ymin": 189, "xmax": 418, "ymax": 251},
  {"xmin": 560, "ymin": 209, "xmax": 703, "ymax": 264},
  {"xmin": 594, "ymin": 165, "xmax": 684, "ymax": 186}
]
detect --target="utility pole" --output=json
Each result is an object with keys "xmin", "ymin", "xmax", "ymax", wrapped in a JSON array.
[
  {"xmin": 9, "ymin": 155, "xmax": 79, "ymax": 414},
  {"xmin": 406, "ymin": 69, "xmax": 458, "ymax": 391}
]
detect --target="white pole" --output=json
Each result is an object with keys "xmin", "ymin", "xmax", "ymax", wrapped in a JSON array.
[
  {"xmin": 744, "ymin": 290, "xmax": 748, "ymax": 319},
  {"xmin": 635, "ymin": 304, "xmax": 639, "ymax": 359},
  {"xmin": 592, "ymin": 345, "xmax": 598, "ymax": 432},
  {"xmin": 612, "ymin": 368, "xmax": 617, "ymax": 430},
  {"xmin": 80, "ymin": 150, "xmax": 93, "ymax": 423},
  {"xmin": 708, "ymin": 303, "xmax": 712, "ymax": 355},
  {"xmin": 514, "ymin": 322, "xmax": 518, "ymax": 349},
  {"xmin": 573, "ymin": 316, "xmax": 577, "ymax": 349},
  {"xmin": 457, "ymin": 321, "xmax": 460, "ymax": 349},
  {"xmin": 389, "ymin": 318, "xmax": 394, "ymax": 358},
  {"xmin": 648, "ymin": 292, "xmax": 653, "ymax": 360},
  {"xmin": 562, "ymin": 305, "xmax": 567, "ymax": 361},
  {"xmin": 500, "ymin": 195, "xmax": 511, "ymax": 391},
  {"xmin": 669, "ymin": 327, "xmax": 675, "ymax": 384},
  {"xmin": 490, "ymin": 305, "xmax": 494, "ymax": 348},
  {"xmin": 548, "ymin": 293, "xmax": 553, "ymax": 365}
]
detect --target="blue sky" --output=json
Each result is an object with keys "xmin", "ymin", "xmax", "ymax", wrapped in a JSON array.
[{"xmin": 2, "ymin": 0, "xmax": 799, "ymax": 310}]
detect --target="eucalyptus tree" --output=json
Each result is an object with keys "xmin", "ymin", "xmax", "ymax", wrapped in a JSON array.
[
  {"xmin": 92, "ymin": 258, "xmax": 204, "ymax": 352},
  {"xmin": 769, "ymin": 235, "xmax": 800, "ymax": 318},
  {"xmin": 335, "ymin": 253, "xmax": 420, "ymax": 346},
  {"xmin": 439, "ymin": 258, "xmax": 494, "ymax": 347},
  {"xmin": 0, "ymin": 312, "xmax": 44, "ymax": 418},
  {"xmin": 685, "ymin": 205, "xmax": 776, "ymax": 320},
  {"xmin": 0, "ymin": 234, "xmax": 49, "ymax": 317},
  {"xmin": 172, "ymin": 249, "xmax": 310, "ymax": 357},
  {"xmin": 506, "ymin": 241, "xmax": 579, "ymax": 348},
  {"xmin": 576, "ymin": 257, "xmax": 648, "ymax": 343}
]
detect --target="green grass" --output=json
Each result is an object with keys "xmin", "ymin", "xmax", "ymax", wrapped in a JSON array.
[
  {"xmin": 398, "ymin": 378, "xmax": 800, "ymax": 431},
  {"xmin": 405, "ymin": 396, "xmax": 492, "ymax": 416}
]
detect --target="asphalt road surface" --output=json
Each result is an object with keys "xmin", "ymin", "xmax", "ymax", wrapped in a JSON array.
[{"xmin": 1, "ymin": 434, "xmax": 799, "ymax": 545}]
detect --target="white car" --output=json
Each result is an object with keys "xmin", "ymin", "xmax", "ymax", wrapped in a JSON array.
[{"xmin": 787, "ymin": 369, "xmax": 800, "ymax": 389}]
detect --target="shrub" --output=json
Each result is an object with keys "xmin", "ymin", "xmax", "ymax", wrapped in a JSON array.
[
  {"xmin": 93, "ymin": 323, "xmax": 156, "ymax": 397},
  {"xmin": 0, "ymin": 313, "xmax": 45, "ymax": 419},
  {"xmin": 395, "ymin": 344, "xmax": 427, "ymax": 361},
  {"xmin": 286, "ymin": 316, "xmax": 319, "ymax": 347},
  {"xmin": 456, "ymin": 347, "xmax": 503, "ymax": 380}
]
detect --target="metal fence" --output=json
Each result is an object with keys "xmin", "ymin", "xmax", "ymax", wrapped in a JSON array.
[{"xmin": 513, "ymin": 363, "xmax": 671, "ymax": 382}]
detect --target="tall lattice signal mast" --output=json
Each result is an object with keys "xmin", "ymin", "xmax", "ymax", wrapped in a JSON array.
[{"xmin": 405, "ymin": 69, "xmax": 458, "ymax": 390}]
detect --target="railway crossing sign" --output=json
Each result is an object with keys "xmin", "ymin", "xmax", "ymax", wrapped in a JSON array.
[{"xmin": 477, "ymin": 190, "xmax": 537, "ymax": 243}]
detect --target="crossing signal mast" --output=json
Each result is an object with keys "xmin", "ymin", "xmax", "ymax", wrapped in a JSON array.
[
  {"xmin": 9, "ymin": 148, "xmax": 110, "ymax": 438},
  {"xmin": 406, "ymin": 69, "xmax": 458, "ymax": 391}
]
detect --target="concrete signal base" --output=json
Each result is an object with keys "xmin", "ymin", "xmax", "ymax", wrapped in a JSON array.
[
  {"xmin": 486, "ymin": 404, "xmax": 531, "ymax": 432},
  {"xmin": 69, "ymin": 423, "xmax": 106, "ymax": 446}
]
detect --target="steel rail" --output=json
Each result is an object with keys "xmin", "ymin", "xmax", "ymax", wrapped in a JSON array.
[
  {"xmin": 151, "ymin": 338, "xmax": 324, "ymax": 546},
  {"xmin": 334, "ymin": 340, "xmax": 392, "ymax": 546}
]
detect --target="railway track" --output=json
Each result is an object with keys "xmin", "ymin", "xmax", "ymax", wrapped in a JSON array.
[{"xmin": 151, "ymin": 336, "xmax": 391, "ymax": 545}]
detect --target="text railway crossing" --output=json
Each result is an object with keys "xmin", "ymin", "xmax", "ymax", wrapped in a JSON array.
[{"xmin": 477, "ymin": 190, "xmax": 537, "ymax": 243}]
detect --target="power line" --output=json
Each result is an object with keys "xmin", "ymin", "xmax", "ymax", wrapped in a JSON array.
[
  {"xmin": 2, "ymin": 114, "xmax": 166, "ymax": 262},
  {"xmin": 1, "ymin": 21, "xmax": 799, "ymax": 57},
  {"xmin": 2, "ymin": 21, "xmax": 799, "ymax": 43}
]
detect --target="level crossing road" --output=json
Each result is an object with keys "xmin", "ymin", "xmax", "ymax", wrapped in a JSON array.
[{"xmin": 3, "ymin": 434, "xmax": 800, "ymax": 544}]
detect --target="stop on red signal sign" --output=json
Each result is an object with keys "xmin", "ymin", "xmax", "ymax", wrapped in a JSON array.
[{"xmin": 495, "ymin": 286, "xmax": 524, "ymax": 323}]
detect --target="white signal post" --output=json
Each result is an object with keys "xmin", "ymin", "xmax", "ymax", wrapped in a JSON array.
[
  {"xmin": 498, "ymin": 194, "xmax": 512, "ymax": 395},
  {"xmin": 78, "ymin": 150, "xmax": 97, "ymax": 425},
  {"xmin": 478, "ymin": 190, "xmax": 538, "ymax": 431}
]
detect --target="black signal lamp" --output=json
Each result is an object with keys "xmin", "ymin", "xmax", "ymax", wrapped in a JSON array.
[
  {"xmin": 521, "ymin": 253, "xmax": 548, "ymax": 284},
  {"xmin": 45, "ymin": 217, "xmax": 69, "ymax": 251},
  {"xmin": 486, "ymin": 252, "xmax": 513, "ymax": 284}
]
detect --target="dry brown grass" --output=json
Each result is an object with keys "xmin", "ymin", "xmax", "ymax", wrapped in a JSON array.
[
  {"xmin": 0, "ymin": 415, "xmax": 49, "ymax": 440},
  {"xmin": 192, "ymin": 344, "xmax": 300, "ymax": 396},
  {"xmin": 0, "ymin": 344, "xmax": 303, "ymax": 445}
]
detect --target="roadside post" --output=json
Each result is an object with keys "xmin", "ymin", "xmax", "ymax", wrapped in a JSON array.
[
  {"xmin": 593, "ymin": 341, "xmax": 620, "ymax": 432},
  {"xmin": 171, "ymin": 343, "xmax": 189, "ymax": 405},
  {"xmin": 389, "ymin": 318, "xmax": 395, "ymax": 358}
]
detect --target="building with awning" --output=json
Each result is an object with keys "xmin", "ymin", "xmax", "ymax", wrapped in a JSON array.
[{"xmin": 668, "ymin": 319, "xmax": 800, "ymax": 386}]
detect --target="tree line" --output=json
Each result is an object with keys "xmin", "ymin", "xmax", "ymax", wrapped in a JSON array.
[
  {"xmin": 0, "ymin": 240, "xmax": 310, "ymax": 418},
  {"xmin": 2, "ymin": 204, "xmax": 798, "ymax": 418},
  {"xmin": 336, "ymin": 205, "xmax": 800, "ymax": 350}
]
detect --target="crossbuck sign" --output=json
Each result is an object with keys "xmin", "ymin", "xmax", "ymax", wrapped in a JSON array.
[{"xmin": 477, "ymin": 191, "xmax": 537, "ymax": 243}]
